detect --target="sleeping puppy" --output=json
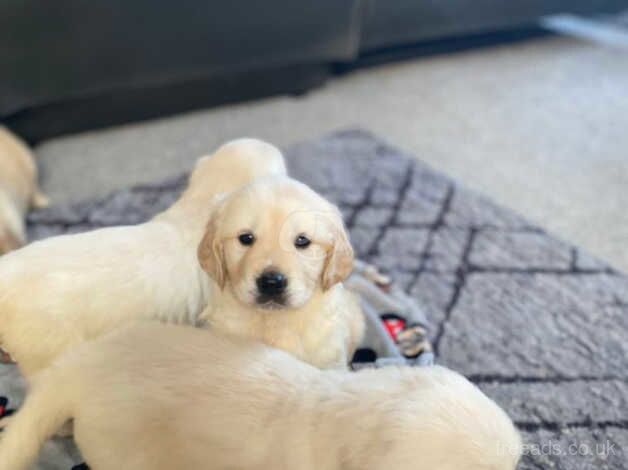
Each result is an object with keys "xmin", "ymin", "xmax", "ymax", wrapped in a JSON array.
[
  {"xmin": 0, "ymin": 323, "xmax": 522, "ymax": 470},
  {"xmin": 0, "ymin": 138, "xmax": 286, "ymax": 377},
  {"xmin": 0, "ymin": 127, "xmax": 48, "ymax": 254},
  {"xmin": 198, "ymin": 176, "xmax": 364, "ymax": 369}
]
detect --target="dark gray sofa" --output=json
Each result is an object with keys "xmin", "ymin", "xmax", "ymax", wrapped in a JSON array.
[{"xmin": 1, "ymin": 0, "xmax": 626, "ymax": 141}]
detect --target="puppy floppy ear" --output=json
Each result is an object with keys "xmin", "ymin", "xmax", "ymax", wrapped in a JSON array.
[
  {"xmin": 322, "ymin": 209, "xmax": 354, "ymax": 290},
  {"xmin": 198, "ymin": 198, "xmax": 227, "ymax": 289}
]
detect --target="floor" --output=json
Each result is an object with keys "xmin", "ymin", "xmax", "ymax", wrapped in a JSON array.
[{"xmin": 35, "ymin": 34, "xmax": 628, "ymax": 271}]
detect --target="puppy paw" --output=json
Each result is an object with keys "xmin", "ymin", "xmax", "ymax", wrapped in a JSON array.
[
  {"xmin": 31, "ymin": 189, "xmax": 50, "ymax": 209},
  {"xmin": 396, "ymin": 324, "xmax": 432, "ymax": 358}
]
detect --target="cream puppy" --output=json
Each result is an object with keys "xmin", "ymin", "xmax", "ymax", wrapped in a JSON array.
[
  {"xmin": 0, "ymin": 323, "xmax": 522, "ymax": 470},
  {"xmin": 198, "ymin": 176, "xmax": 364, "ymax": 369},
  {"xmin": 0, "ymin": 127, "xmax": 48, "ymax": 254},
  {"xmin": 0, "ymin": 139, "xmax": 286, "ymax": 377}
]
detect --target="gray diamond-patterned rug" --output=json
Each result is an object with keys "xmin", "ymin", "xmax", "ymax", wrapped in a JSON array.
[{"xmin": 11, "ymin": 129, "xmax": 628, "ymax": 469}]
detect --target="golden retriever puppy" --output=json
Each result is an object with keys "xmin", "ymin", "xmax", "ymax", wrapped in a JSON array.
[
  {"xmin": 0, "ymin": 127, "xmax": 48, "ymax": 254},
  {"xmin": 0, "ymin": 139, "xmax": 286, "ymax": 377},
  {"xmin": 198, "ymin": 176, "xmax": 364, "ymax": 369},
  {"xmin": 0, "ymin": 323, "xmax": 522, "ymax": 470}
]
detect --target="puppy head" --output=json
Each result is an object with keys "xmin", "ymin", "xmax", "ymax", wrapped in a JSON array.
[
  {"xmin": 185, "ymin": 139, "xmax": 287, "ymax": 198},
  {"xmin": 198, "ymin": 177, "xmax": 353, "ymax": 310}
]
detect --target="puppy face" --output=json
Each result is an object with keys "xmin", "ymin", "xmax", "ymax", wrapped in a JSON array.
[{"xmin": 199, "ymin": 178, "xmax": 353, "ymax": 310}]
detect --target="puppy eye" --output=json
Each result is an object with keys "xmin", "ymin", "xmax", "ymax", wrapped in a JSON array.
[
  {"xmin": 238, "ymin": 232, "xmax": 255, "ymax": 246},
  {"xmin": 294, "ymin": 235, "xmax": 311, "ymax": 249}
]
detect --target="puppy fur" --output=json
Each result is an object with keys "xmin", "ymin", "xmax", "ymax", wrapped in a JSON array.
[
  {"xmin": 198, "ymin": 176, "xmax": 364, "ymax": 368},
  {"xmin": 0, "ymin": 127, "xmax": 48, "ymax": 254},
  {"xmin": 0, "ymin": 323, "xmax": 522, "ymax": 470},
  {"xmin": 0, "ymin": 139, "xmax": 286, "ymax": 377}
]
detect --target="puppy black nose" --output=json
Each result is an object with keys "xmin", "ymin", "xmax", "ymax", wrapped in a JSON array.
[{"xmin": 256, "ymin": 271, "xmax": 287, "ymax": 297}]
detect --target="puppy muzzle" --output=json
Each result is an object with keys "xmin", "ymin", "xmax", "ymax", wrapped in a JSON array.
[{"xmin": 255, "ymin": 270, "xmax": 288, "ymax": 308}]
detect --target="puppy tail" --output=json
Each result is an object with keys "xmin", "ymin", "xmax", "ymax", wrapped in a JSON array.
[{"xmin": 0, "ymin": 369, "xmax": 73, "ymax": 470}]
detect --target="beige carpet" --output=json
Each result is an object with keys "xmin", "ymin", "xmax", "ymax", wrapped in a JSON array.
[{"xmin": 36, "ymin": 35, "xmax": 628, "ymax": 271}]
